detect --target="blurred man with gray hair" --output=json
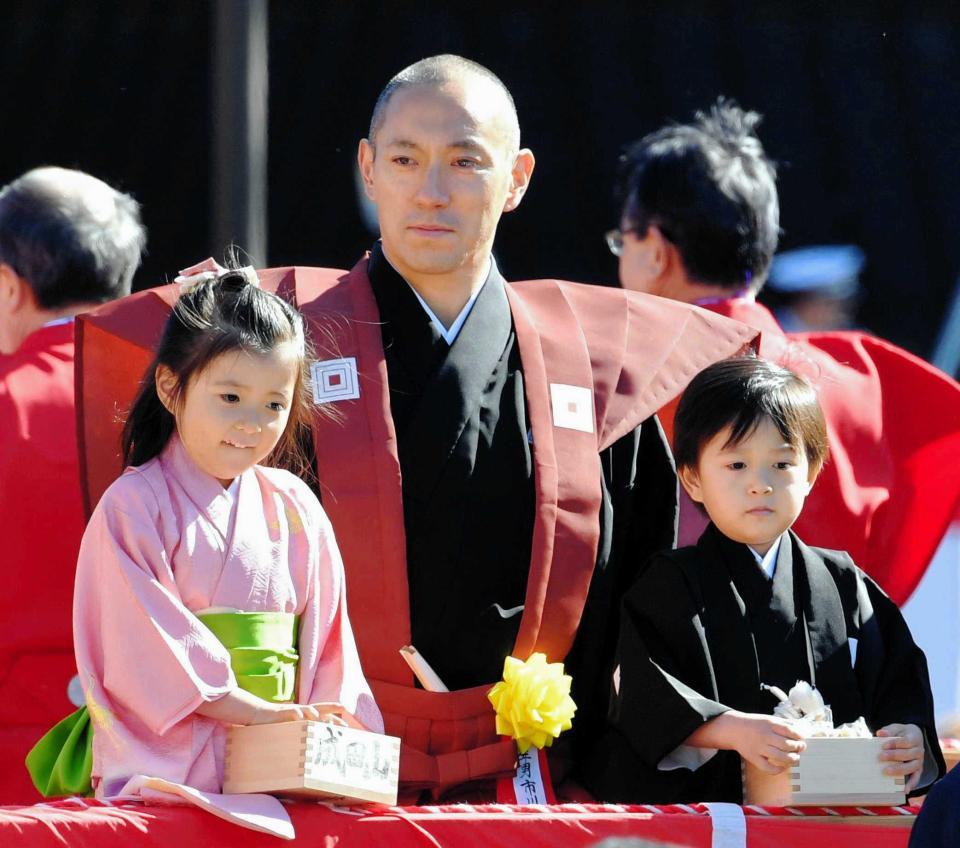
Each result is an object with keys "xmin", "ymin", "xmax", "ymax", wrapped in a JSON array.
[{"xmin": 0, "ymin": 166, "xmax": 145, "ymax": 803}]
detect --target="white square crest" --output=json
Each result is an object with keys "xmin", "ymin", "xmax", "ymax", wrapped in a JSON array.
[
  {"xmin": 549, "ymin": 383, "xmax": 594, "ymax": 433},
  {"xmin": 311, "ymin": 357, "xmax": 361, "ymax": 404}
]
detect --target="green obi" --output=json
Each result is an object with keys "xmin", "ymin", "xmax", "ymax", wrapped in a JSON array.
[
  {"xmin": 198, "ymin": 612, "xmax": 300, "ymax": 703},
  {"xmin": 25, "ymin": 611, "xmax": 300, "ymax": 798}
]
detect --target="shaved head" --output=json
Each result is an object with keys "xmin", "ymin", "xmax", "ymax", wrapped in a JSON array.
[
  {"xmin": 368, "ymin": 54, "xmax": 521, "ymax": 154},
  {"xmin": 357, "ymin": 53, "xmax": 535, "ymax": 301}
]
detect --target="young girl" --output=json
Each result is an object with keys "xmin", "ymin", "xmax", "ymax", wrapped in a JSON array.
[
  {"xmin": 586, "ymin": 356, "xmax": 943, "ymax": 804},
  {"xmin": 69, "ymin": 264, "xmax": 381, "ymax": 801}
]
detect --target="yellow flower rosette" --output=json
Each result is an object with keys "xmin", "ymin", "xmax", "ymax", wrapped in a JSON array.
[{"xmin": 487, "ymin": 653, "xmax": 577, "ymax": 754}]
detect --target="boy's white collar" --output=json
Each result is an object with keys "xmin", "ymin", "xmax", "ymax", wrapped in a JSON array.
[{"xmin": 748, "ymin": 534, "xmax": 784, "ymax": 579}]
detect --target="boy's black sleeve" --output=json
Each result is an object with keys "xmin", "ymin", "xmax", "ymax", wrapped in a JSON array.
[
  {"xmin": 566, "ymin": 415, "xmax": 678, "ymax": 775},
  {"xmin": 824, "ymin": 552, "xmax": 946, "ymax": 793},
  {"xmin": 580, "ymin": 549, "xmax": 749, "ymax": 803},
  {"xmin": 850, "ymin": 567, "xmax": 946, "ymax": 791},
  {"xmin": 612, "ymin": 553, "xmax": 729, "ymax": 767}
]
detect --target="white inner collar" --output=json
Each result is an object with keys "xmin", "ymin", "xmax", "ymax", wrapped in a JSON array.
[
  {"xmin": 381, "ymin": 251, "xmax": 491, "ymax": 346},
  {"xmin": 748, "ymin": 534, "xmax": 784, "ymax": 580},
  {"xmin": 407, "ymin": 282, "xmax": 484, "ymax": 345},
  {"xmin": 42, "ymin": 316, "xmax": 75, "ymax": 329},
  {"xmin": 221, "ymin": 475, "xmax": 242, "ymax": 505}
]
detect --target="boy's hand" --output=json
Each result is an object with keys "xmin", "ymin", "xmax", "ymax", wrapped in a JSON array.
[
  {"xmin": 684, "ymin": 710, "xmax": 806, "ymax": 773},
  {"xmin": 725, "ymin": 712, "xmax": 807, "ymax": 773},
  {"xmin": 877, "ymin": 723, "xmax": 925, "ymax": 791}
]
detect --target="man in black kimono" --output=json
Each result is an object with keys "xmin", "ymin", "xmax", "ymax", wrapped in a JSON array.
[
  {"xmin": 330, "ymin": 54, "xmax": 755, "ymax": 796},
  {"xmin": 352, "ymin": 54, "xmax": 677, "ymax": 788}
]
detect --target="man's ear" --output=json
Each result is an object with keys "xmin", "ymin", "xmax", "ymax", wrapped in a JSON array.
[
  {"xmin": 678, "ymin": 464, "xmax": 705, "ymax": 504},
  {"xmin": 0, "ymin": 263, "xmax": 28, "ymax": 312},
  {"xmin": 154, "ymin": 365, "xmax": 179, "ymax": 415},
  {"xmin": 503, "ymin": 148, "xmax": 535, "ymax": 213},
  {"xmin": 357, "ymin": 139, "xmax": 376, "ymax": 201},
  {"xmin": 646, "ymin": 225, "xmax": 676, "ymax": 280}
]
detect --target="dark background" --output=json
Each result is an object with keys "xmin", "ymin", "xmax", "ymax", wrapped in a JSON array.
[{"xmin": 3, "ymin": 0, "xmax": 959, "ymax": 359}]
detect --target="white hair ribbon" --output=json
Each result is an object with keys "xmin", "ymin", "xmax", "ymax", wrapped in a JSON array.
[{"xmin": 174, "ymin": 257, "xmax": 259, "ymax": 295}]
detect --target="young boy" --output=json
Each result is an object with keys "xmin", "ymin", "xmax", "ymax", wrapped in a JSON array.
[{"xmin": 586, "ymin": 356, "xmax": 944, "ymax": 803}]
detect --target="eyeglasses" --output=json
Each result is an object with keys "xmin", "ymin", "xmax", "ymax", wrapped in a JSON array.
[
  {"xmin": 606, "ymin": 224, "xmax": 672, "ymax": 256},
  {"xmin": 605, "ymin": 228, "xmax": 644, "ymax": 257},
  {"xmin": 605, "ymin": 228, "xmax": 626, "ymax": 257}
]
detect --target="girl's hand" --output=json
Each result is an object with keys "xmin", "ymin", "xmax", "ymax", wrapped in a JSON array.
[
  {"xmin": 877, "ymin": 723, "xmax": 926, "ymax": 792},
  {"xmin": 308, "ymin": 703, "xmax": 371, "ymax": 729},
  {"xmin": 197, "ymin": 690, "xmax": 367, "ymax": 729},
  {"xmin": 307, "ymin": 702, "xmax": 349, "ymax": 727},
  {"xmin": 246, "ymin": 701, "xmax": 326, "ymax": 725},
  {"xmin": 197, "ymin": 689, "xmax": 327, "ymax": 726},
  {"xmin": 248, "ymin": 701, "xmax": 360, "ymax": 727}
]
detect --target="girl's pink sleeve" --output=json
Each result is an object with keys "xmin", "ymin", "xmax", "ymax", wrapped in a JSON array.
[
  {"xmin": 296, "ymin": 499, "xmax": 383, "ymax": 733},
  {"xmin": 73, "ymin": 474, "xmax": 236, "ymax": 736}
]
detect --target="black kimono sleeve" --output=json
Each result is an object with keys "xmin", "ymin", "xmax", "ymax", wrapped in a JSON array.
[
  {"xmin": 826, "ymin": 557, "xmax": 946, "ymax": 792},
  {"xmin": 614, "ymin": 553, "xmax": 729, "ymax": 763},
  {"xmin": 564, "ymin": 415, "xmax": 679, "ymax": 783},
  {"xmin": 579, "ymin": 549, "xmax": 743, "ymax": 803}
]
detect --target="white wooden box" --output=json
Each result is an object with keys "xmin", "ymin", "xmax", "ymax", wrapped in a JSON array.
[
  {"xmin": 742, "ymin": 736, "xmax": 906, "ymax": 806},
  {"xmin": 223, "ymin": 720, "xmax": 400, "ymax": 805}
]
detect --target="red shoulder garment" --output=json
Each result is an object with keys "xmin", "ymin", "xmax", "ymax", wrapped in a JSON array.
[{"xmin": 75, "ymin": 263, "xmax": 757, "ymax": 796}]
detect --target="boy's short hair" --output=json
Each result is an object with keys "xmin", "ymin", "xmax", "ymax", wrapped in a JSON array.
[{"xmin": 674, "ymin": 356, "xmax": 828, "ymax": 472}]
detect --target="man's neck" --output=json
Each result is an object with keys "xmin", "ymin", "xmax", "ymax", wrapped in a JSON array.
[
  {"xmin": 660, "ymin": 274, "xmax": 744, "ymax": 305},
  {"xmin": 12, "ymin": 302, "xmax": 95, "ymax": 352},
  {"xmin": 380, "ymin": 245, "xmax": 491, "ymax": 330}
]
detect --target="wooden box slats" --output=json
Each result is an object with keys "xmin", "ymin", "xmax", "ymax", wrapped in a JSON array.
[
  {"xmin": 223, "ymin": 720, "xmax": 401, "ymax": 805},
  {"xmin": 742, "ymin": 737, "xmax": 906, "ymax": 806}
]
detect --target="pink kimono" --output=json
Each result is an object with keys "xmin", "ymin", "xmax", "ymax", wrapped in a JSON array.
[{"xmin": 73, "ymin": 432, "xmax": 382, "ymax": 799}]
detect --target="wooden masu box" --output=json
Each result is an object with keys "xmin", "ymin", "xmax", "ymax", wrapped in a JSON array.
[
  {"xmin": 742, "ymin": 737, "xmax": 906, "ymax": 806},
  {"xmin": 223, "ymin": 720, "xmax": 401, "ymax": 805}
]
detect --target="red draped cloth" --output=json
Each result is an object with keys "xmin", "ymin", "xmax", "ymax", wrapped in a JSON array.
[
  {"xmin": 704, "ymin": 298, "xmax": 960, "ymax": 604},
  {"xmin": 0, "ymin": 323, "xmax": 85, "ymax": 803}
]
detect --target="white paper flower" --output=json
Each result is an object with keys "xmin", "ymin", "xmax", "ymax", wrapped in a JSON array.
[{"xmin": 788, "ymin": 680, "xmax": 826, "ymax": 718}]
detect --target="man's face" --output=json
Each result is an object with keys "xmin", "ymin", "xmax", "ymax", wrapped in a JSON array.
[
  {"xmin": 358, "ymin": 80, "xmax": 533, "ymax": 284},
  {"xmin": 618, "ymin": 225, "xmax": 662, "ymax": 296}
]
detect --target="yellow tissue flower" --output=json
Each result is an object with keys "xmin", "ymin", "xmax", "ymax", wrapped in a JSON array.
[{"xmin": 487, "ymin": 653, "xmax": 577, "ymax": 753}]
